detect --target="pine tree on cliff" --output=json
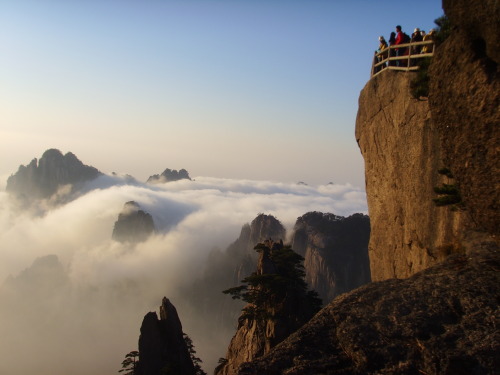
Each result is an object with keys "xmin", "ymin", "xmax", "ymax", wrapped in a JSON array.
[
  {"xmin": 119, "ymin": 351, "xmax": 139, "ymax": 375},
  {"xmin": 217, "ymin": 240, "xmax": 322, "ymax": 374},
  {"xmin": 223, "ymin": 240, "xmax": 322, "ymax": 321}
]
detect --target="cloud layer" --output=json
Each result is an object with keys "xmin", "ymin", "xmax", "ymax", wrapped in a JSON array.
[{"xmin": 0, "ymin": 175, "xmax": 367, "ymax": 374}]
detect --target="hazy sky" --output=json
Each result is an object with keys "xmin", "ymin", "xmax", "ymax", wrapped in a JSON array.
[{"xmin": 1, "ymin": 0, "xmax": 443, "ymax": 186}]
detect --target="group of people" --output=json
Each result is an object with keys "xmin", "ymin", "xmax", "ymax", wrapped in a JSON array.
[{"xmin": 374, "ymin": 25, "xmax": 436, "ymax": 73}]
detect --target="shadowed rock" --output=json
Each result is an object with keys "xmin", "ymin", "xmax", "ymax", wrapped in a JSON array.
[
  {"xmin": 112, "ymin": 201, "xmax": 155, "ymax": 243},
  {"xmin": 136, "ymin": 297, "xmax": 196, "ymax": 375},
  {"xmin": 291, "ymin": 212, "xmax": 371, "ymax": 303},
  {"xmin": 237, "ymin": 247, "xmax": 500, "ymax": 375}
]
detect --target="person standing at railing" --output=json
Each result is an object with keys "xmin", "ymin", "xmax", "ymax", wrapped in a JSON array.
[
  {"xmin": 410, "ymin": 28, "xmax": 423, "ymax": 65},
  {"xmin": 411, "ymin": 28, "xmax": 423, "ymax": 53},
  {"xmin": 394, "ymin": 25, "xmax": 408, "ymax": 67},
  {"xmin": 373, "ymin": 36, "xmax": 388, "ymax": 74},
  {"xmin": 378, "ymin": 36, "xmax": 388, "ymax": 63},
  {"xmin": 388, "ymin": 32, "xmax": 397, "ymax": 66},
  {"xmin": 421, "ymin": 28, "xmax": 436, "ymax": 53}
]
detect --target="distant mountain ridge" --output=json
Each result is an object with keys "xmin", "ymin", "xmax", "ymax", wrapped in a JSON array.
[
  {"xmin": 6, "ymin": 148, "xmax": 101, "ymax": 202},
  {"xmin": 147, "ymin": 168, "xmax": 191, "ymax": 184}
]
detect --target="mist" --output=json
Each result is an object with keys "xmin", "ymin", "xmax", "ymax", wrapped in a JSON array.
[{"xmin": 0, "ymin": 175, "xmax": 367, "ymax": 374}]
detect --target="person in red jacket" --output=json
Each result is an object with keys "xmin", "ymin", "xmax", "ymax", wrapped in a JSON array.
[{"xmin": 394, "ymin": 25, "xmax": 408, "ymax": 67}]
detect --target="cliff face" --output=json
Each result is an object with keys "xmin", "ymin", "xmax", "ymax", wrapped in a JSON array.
[
  {"xmin": 136, "ymin": 297, "xmax": 195, "ymax": 375},
  {"xmin": 291, "ymin": 212, "xmax": 370, "ymax": 303},
  {"xmin": 355, "ymin": 71, "xmax": 465, "ymax": 281},
  {"xmin": 112, "ymin": 201, "xmax": 156, "ymax": 243},
  {"xmin": 428, "ymin": 0, "xmax": 499, "ymax": 236},
  {"xmin": 6, "ymin": 148, "xmax": 101, "ymax": 202}
]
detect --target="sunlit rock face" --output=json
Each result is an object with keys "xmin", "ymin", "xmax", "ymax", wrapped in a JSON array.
[
  {"xmin": 291, "ymin": 211, "xmax": 371, "ymax": 303},
  {"xmin": 6, "ymin": 148, "xmax": 101, "ymax": 202},
  {"xmin": 355, "ymin": 71, "xmax": 466, "ymax": 281},
  {"xmin": 112, "ymin": 201, "xmax": 155, "ymax": 243},
  {"xmin": 136, "ymin": 297, "xmax": 196, "ymax": 375},
  {"xmin": 146, "ymin": 168, "xmax": 191, "ymax": 184}
]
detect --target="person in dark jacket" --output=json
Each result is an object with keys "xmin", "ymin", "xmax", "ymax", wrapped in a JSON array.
[{"xmin": 388, "ymin": 31, "xmax": 397, "ymax": 66}]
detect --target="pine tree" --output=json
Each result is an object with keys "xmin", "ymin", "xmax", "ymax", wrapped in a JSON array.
[
  {"xmin": 118, "ymin": 351, "xmax": 139, "ymax": 375},
  {"xmin": 183, "ymin": 333, "xmax": 207, "ymax": 375}
]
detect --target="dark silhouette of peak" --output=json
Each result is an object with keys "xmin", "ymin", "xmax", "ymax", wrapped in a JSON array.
[
  {"xmin": 147, "ymin": 168, "xmax": 191, "ymax": 184},
  {"xmin": 6, "ymin": 148, "xmax": 101, "ymax": 202},
  {"xmin": 136, "ymin": 297, "xmax": 197, "ymax": 375},
  {"xmin": 112, "ymin": 201, "xmax": 155, "ymax": 243}
]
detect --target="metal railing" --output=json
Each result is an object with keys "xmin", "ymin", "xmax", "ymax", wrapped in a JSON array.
[{"xmin": 371, "ymin": 40, "xmax": 435, "ymax": 77}]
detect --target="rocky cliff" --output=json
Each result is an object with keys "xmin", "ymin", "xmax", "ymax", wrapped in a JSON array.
[
  {"xmin": 428, "ymin": 0, "xmax": 499, "ymax": 237},
  {"xmin": 112, "ymin": 201, "xmax": 156, "ymax": 243},
  {"xmin": 291, "ymin": 212, "xmax": 370, "ymax": 303},
  {"xmin": 136, "ymin": 297, "xmax": 196, "ymax": 375},
  {"xmin": 147, "ymin": 168, "xmax": 191, "ymax": 184},
  {"xmin": 177, "ymin": 214, "xmax": 286, "ymax": 371},
  {"xmin": 355, "ymin": 67, "xmax": 465, "ymax": 281},
  {"xmin": 6, "ymin": 148, "xmax": 101, "ymax": 203}
]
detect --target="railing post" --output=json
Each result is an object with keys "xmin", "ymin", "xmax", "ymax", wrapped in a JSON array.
[
  {"xmin": 407, "ymin": 41, "xmax": 412, "ymax": 70},
  {"xmin": 371, "ymin": 52, "xmax": 375, "ymax": 77}
]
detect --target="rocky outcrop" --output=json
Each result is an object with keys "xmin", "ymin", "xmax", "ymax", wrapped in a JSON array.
[
  {"xmin": 177, "ymin": 214, "xmax": 286, "ymax": 371},
  {"xmin": 112, "ymin": 201, "xmax": 155, "ymax": 243},
  {"xmin": 186, "ymin": 213, "xmax": 286, "ymax": 321},
  {"xmin": 291, "ymin": 212, "xmax": 371, "ymax": 303},
  {"xmin": 136, "ymin": 297, "xmax": 196, "ymax": 375},
  {"xmin": 215, "ymin": 240, "xmax": 321, "ymax": 375},
  {"xmin": 355, "ymin": 70, "xmax": 465, "ymax": 281},
  {"xmin": 428, "ymin": 0, "xmax": 499, "ymax": 236},
  {"xmin": 236, "ymin": 247, "xmax": 499, "ymax": 375},
  {"xmin": 147, "ymin": 168, "xmax": 191, "ymax": 184},
  {"xmin": 6, "ymin": 148, "xmax": 101, "ymax": 202}
]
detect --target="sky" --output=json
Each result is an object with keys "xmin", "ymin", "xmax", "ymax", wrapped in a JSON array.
[{"xmin": 0, "ymin": 0, "xmax": 443, "ymax": 187}]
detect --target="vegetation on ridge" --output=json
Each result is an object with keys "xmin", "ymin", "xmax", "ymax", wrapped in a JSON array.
[{"xmin": 223, "ymin": 241, "xmax": 322, "ymax": 321}]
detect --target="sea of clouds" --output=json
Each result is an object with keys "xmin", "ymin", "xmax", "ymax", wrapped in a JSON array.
[{"xmin": 0, "ymin": 174, "xmax": 367, "ymax": 374}]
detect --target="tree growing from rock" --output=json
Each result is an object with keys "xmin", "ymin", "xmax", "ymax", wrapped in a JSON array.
[
  {"xmin": 183, "ymin": 334, "xmax": 207, "ymax": 375},
  {"xmin": 119, "ymin": 351, "xmax": 139, "ymax": 375},
  {"xmin": 223, "ymin": 240, "xmax": 322, "ymax": 321}
]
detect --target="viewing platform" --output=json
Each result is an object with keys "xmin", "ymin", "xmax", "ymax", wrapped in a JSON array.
[{"xmin": 371, "ymin": 40, "xmax": 435, "ymax": 78}]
